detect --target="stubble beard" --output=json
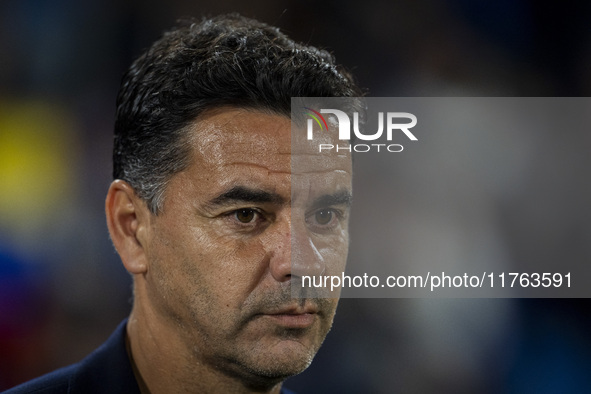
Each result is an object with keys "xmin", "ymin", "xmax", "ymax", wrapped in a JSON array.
[{"xmin": 190, "ymin": 285, "xmax": 338, "ymax": 387}]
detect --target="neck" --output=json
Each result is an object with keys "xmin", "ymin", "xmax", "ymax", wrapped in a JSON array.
[{"xmin": 125, "ymin": 295, "xmax": 284, "ymax": 394}]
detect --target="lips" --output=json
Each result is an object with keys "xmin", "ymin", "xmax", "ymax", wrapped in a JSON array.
[{"xmin": 262, "ymin": 303, "xmax": 319, "ymax": 328}]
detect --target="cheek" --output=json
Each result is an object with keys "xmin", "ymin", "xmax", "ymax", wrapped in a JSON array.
[
  {"xmin": 319, "ymin": 249, "xmax": 348, "ymax": 276},
  {"xmin": 210, "ymin": 237, "xmax": 270, "ymax": 297},
  {"xmin": 316, "ymin": 231, "xmax": 349, "ymax": 273},
  {"xmin": 177, "ymin": 229, "xmax": 271, "ymax": 307}
]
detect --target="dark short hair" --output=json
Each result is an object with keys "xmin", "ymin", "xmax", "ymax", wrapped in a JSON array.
[{"xmin": 113, "ymin": 13, "xmax": 362, "ymax": 213}]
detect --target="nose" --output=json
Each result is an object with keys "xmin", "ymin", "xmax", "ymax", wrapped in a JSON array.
[{"xmin": 268, "ymin": 216, "xmax": 325, "ymax": 282}]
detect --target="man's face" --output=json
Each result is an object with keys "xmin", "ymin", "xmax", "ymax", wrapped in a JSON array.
[{"xmin": 140, "ymin": 108, "xmax": 352, "ymax": 381}]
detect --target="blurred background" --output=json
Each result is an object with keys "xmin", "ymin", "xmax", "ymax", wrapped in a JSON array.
[{"xmin": 1, "ymin": 0, "xmax": 591, "ymax": 392}]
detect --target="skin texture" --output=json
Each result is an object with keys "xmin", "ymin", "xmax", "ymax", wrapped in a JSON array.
[{"xmin": 106, "ymin": 108, "xmax": 352, "ymax": 393}]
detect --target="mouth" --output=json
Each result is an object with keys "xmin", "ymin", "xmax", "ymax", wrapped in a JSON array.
[{"xmin": 261, "ymin": 303, "xmax": 319, "ymax": 329}]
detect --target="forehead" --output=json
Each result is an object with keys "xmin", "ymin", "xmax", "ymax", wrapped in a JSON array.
[
  {"xmin": 185, "ymin": 108, "xmax": 352, "ymax": 178},
  {"xmin": 187, "ymin": 108, "xmax": 291, "ymax": 172}
]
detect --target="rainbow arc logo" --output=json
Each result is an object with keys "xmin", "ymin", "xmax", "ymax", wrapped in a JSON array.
[{"xmin": 304, "ymin": 107, "xmax": 328, "ymax": 132}]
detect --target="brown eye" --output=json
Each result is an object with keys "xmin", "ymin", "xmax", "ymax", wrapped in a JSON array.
[
  {"xmin": 315, "ymin": 209, "xmax": 333, "ymax": 225},
  {"xmin": 235, "ymin": 209, "xmax": 256, "ymax": 223}
]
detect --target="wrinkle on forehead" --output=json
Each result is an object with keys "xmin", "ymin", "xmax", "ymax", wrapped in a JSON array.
[{"xmin": 220, "ymin": 162, "xmax": 352, "ymax": 177}]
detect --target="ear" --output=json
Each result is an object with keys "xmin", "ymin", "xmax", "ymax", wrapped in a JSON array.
[{"xmin": 105, "ymin": 180, "xmax": 151, "ymax": 274}]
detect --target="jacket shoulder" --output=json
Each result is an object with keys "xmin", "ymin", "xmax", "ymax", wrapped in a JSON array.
[
  {"xmin": 2, "ymin": 363, "xmax": 76, "ymax": 393},
  {"xmin": 3, "ymin": 320, "xmax": 139, "ymax": 394}
]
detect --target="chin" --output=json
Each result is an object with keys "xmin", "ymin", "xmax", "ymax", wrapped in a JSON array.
[{"xmin": 235, "ymin": 339, "xmax": 319, "ymax": 384}]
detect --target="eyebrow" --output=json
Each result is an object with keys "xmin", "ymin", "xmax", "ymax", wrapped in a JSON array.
[
  {"xmin": 310, "ymin": 190, "xmax": 353, "ymax": 209},
  {"xmin": 207, "ymin": 186, "xmax": 286, "ymax": 207}
]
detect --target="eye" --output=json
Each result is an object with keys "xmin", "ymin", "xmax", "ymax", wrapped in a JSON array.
[
  {"xmin": 314, "ymin": 209, "xmax": 333, "ymax": 225},
  {"xmin": 306, "ymin": 208, "xmax": 342, "ymax": 230},
  {"xmin": 223, "ymin": 207, "xmax": 270, "ymax": 234},
  {"xmin": 234, "ymin": 208, "xmax": 257, "ymax": 223}
]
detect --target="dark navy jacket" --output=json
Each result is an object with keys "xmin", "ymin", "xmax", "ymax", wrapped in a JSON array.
[
  {"xmin": 4, "ymin": 320, "xmax": 295, "ymax": 393},
  {"xmin": 3, "ymin": 320, "xmax": 139, "ymax": 394}
]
